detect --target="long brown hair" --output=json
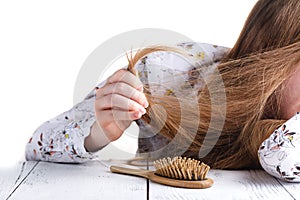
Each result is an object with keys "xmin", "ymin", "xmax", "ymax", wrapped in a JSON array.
[{"xmin": 128, "ymin": 0, "xmax": 300, "ymax": 169}]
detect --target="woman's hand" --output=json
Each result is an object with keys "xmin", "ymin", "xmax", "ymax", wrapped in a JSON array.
[{"xmin": 95, "ymin": 69, "xmax": 148, "ymax": 142}]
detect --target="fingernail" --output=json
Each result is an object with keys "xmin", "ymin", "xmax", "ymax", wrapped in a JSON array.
[
  {"xmin": 143, "ymin": 101, "xmax": 149, "ymax": 108},
  {"xmin": 139, "ymin": 107, "xmax": 146, "ymax": 115}
]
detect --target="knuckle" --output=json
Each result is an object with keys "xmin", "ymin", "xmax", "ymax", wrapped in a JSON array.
[
  {"xmin": 107, "ymin": 73, "xmax": 117, "ymax": 83},
  {"xmin": 109, "ymin": 69, "xmax": 127, "ymax": 82},
  {"xmin": 113, "ymin": 69, "xmax": 127, "ymax": 77},
  {"xmin": 116, "ymin": 69, "xmax": 127, "ymax": 74},
  {"xmin": 107, "ymin": 73, "xmax": 114, "ymax": 82}
]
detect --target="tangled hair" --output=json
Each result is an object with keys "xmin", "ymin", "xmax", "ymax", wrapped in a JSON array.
[{"xmin": 128, "ymin": 0, "xmax": 300, "ymax": 169}]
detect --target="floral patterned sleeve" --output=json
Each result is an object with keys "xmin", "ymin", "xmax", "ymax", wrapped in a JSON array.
[
  {"xmin": 25, "ymin": 82, "xmax": 105, "ymax": 163},
  {"xmin": 258, "ymin": 112, "xmax": 300, "ymax": 182}
]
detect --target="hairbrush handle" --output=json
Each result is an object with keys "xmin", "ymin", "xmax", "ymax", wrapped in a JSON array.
[
  {"xmin": 110, "ymin": 166, "xmax": 151, "ymax": 179},
  {"xmin": 110, "ymin": 165, "xmax": 214, "ymax": 189}
]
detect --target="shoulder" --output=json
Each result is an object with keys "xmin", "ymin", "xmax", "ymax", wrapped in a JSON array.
[
  {"xmin": 136, "ymin": 42, "xmax": 230, "ymax": 69},
  {"xmin": 258, "ymin": 112, "xmax": 300, "ymax": 182},
  {"xmin": 135, "ymin": 42, "xmax": 230, "ymax": 97},
  {"xmin": 176, "ymin": 42, "xmax": 230, "ymax": 64}
]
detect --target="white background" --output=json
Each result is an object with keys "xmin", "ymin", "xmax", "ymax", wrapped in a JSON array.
[{"xmin": 0, "ymin": 0, "xmax": 257, "ymax": 167}]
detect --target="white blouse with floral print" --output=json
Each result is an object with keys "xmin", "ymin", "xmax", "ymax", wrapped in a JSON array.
[{"xmin": 25, "ymin": 42, "xmax": 300, "ymax": 182}]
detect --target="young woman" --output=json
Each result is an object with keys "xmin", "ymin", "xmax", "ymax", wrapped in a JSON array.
[{"xmin": 26, "ymin": 0, "xmax": 300, "ymax": 182}]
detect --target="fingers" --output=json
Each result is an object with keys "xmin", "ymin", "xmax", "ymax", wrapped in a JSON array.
[
  {"xmin": 98, "ymin": 109, "xmax": 143, "ymax": 123},
  {"xmin": 95, "ymin": 101, "xmax": 144, "ymax": 140},
  {"xmin": 96, "ymin": 82, "xmax": 148, "ymax": 108},
  {"xmin": 107, "ymin": 69, "xmax": 143, "ymax": 90},
  {"xmin": 97, "ymin": 93, "xmax": 146, "ymax": 114},
  {"xmin": 95, "ymin": 69, "xmax": 148, "ymax": 133}
]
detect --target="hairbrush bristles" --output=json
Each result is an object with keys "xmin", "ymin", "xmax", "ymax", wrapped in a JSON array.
[{"xmin": 153, "ymin": 156, "xmax": 210, "ymax": 181}]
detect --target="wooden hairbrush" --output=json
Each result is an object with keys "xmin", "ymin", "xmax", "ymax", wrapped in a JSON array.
[{"xmin": 110, "ymin": 156, "xmax": 214, "ymax": 189}]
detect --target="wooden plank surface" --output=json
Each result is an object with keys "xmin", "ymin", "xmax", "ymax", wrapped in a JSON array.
[
  {"xmin": 3, "ymin": 160, "xmax": 300, "ymax": 200},
  {"xmin": 277, "ymin": 179, "xmax": 300, "ymax": 200},
  {"xmin": 6, "ymin": 160, "xmax": 147, "ymax": 200},
  {"xmin": 0, "ymin": 161, "xmax": 38, "ymax": 200},
  {"xmin": 149, "ymin": 169, "xmax": 295, "ymax": 200}
]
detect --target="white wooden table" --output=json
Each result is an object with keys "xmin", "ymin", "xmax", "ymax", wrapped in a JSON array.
[{"xmin": 1, "ymin": 159, "xmax": 299, "ymax": 200}]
